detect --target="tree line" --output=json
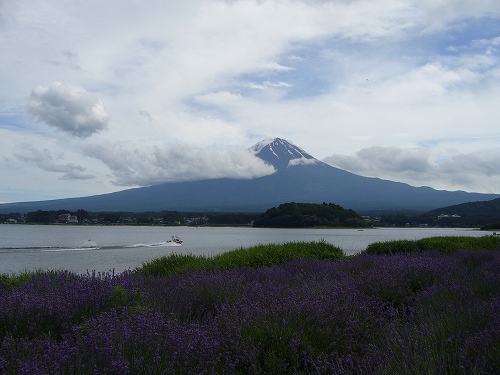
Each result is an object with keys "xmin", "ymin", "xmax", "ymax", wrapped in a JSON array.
[
  {"xmin": 0, "ymin": 209, "xmax": 258, "ymax": 226},
  {"xmin": 253, "ymin": 202, "xmax": 368, "ymax": 228},
  {"xmin": 3, "ymin": 198, "xmax": 499, "ymax": 229}
]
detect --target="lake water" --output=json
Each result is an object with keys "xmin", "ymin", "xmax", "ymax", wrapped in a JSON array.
[{"xmin": 0, "ymin": 225, "xmax": 491, "ymax": 275}]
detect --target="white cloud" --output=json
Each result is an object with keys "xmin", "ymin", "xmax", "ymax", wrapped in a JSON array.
[
  {"xmin": 249, "ymin": 81, "xmax": 292, "ymax": 90},
  {"xmin": 1, "ymin": 0, "xmax": 499, "ymax": 203},
  {"xmin": 138, "ymin": 110, "xmax": 153, "ymax": 122},
  {"xmin": 27, "ymin": 82, "xmax": 109, "ymax": 138},
  {"xmin": 324, "ymin": 147, "xmax": 500, "ymax": 193},
  {"xmin": 419, "ymin": 0, "xmax": 500, "ymax": 20},
  {"xmin": 15, "ymin": 145, "xmax": 96, "ymax": 180},
  {"xmin": 288, "ymin": 157, "xmax": 319, "ymax": 167},
  {"xmin": 43, "ymin": 49, "xmax": 83, "ymax": 71},
  {"xmin": 84, "ymin": 143, "xmax": 275, "ymax": 186}
]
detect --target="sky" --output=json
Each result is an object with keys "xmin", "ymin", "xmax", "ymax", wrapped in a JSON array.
[{"xmin": 1, "ymin": 0, "xmax": 500, "ymax": 204}]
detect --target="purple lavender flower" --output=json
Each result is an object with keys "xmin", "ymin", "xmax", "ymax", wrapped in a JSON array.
[{"xmin": 1, "ymin": 250, "xmax": 499, "ymax": 374}]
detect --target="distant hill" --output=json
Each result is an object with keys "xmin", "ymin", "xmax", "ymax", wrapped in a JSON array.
[
  {"xmin": 419, "ymin": 197, "xmax": 500, "ymax": 227},
  {"xmin": 1, "ymin": 138, "xmax": 499, "ymax": 214},
  {"xmin": 253, "ymin": 202, "xmax": 367, "ymax": 228},
  {"xmin": 425, "ymin": 198, "xmax": 500, "ymax": 217}
]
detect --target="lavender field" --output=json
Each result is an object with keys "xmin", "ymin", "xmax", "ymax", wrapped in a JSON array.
[{"xmin": 1, "ymin": 241, "xmax": 500, "ymax": 374}]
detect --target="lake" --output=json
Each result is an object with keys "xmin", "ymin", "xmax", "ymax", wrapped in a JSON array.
[{"xmin": 0, "ymin": 224, "xmax": 490, "ymax": 275}]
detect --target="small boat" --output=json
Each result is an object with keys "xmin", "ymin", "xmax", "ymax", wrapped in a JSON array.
[{"xmin": 168, "ymin": 236, "xmax": 183, "ymax": 244}]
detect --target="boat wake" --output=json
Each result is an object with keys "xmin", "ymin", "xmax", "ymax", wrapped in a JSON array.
[
  {"xmin": 128, "ymin": 242, "xmax": 182, "ymax": 248},
  {"xmin": 41, "ymin": 240, "xmax": 100, "ymax": 251},
  {"xmin": 41, "ymin": 247, "xmax": 101, "ymax": 252},
  {"xmin": 0, "ymin": 239, "xmax": 182, "ymax": 253}
]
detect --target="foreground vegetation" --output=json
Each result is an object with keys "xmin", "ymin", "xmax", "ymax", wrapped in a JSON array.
[
  {"xmin": 364, "ymin": 235, "xmax": 500, "ymax": 255},
  {"xmin": 139, "ymin": 240, "xmax": 345, "ymax": 276},
  {"xmin": 1, "ymin": 237, "xmax": 500, "ymax": 374}
]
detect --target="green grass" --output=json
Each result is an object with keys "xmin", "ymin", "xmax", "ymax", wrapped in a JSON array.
[
  {"xmin": 363, "ymin": 235, "xmax": 500, "ymax": 255},
  {"xmin": 136, "ymin": 240, "xmax": 345, "ymax": 276},
  {"xmin": 0, "ymin": 270, "xmax": 44, "ymax": 289}
]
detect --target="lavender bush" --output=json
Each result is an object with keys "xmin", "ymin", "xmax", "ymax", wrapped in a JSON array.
[{"xmin": 1, "ymin": 248, "xmax": 499, "ymax": 374}]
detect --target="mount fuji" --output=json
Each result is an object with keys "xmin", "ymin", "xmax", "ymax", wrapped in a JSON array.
[
  {"xmin": 1, "ymin": 138, "xmax": 499, "ymax": 213},
  {"xmin": 250, "ymin": 138, "xmax": 318, "ymax": 170}
]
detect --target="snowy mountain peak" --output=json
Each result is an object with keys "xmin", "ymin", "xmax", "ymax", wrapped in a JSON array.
[{"xmin": 250, "ymin": 138, "xmax": 318, "ymax": 170}]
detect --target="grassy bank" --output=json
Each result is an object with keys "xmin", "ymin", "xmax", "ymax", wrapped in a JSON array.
[
  {"xmin": 1, "ymin": 237, "xmax": 499, "ymax": 374},
  {"xmin": 137, "ymin": 240, "xmax": 345, "ymax": 276},
  {"xmin": 363, "ymin": 235, "xmax": 500, "ymax": 255}
]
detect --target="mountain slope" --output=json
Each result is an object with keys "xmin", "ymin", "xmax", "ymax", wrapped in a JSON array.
[{"xmin": 1, "ymin": 138, "xmax": 499, "ymax": 213}]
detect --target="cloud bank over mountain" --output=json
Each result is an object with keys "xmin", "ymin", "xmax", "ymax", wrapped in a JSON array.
[
  {"xmin": 324, "ymin": 147, "xmax": 500, "ymax": 194},
  {"xmin": 84, "ymin": 144, "xmax": 275, "ymax": 186}
]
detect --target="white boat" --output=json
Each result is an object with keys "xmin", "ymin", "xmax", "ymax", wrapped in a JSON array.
[{"xmin": 168, "ymin": 236, "xmax": 183, "ymax": 244}]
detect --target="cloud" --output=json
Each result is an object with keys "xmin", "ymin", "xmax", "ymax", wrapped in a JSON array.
[
  {"xmin": 419, "ymin": 0, "xmax": 500, "ymax": 20},
  {"xmin": 84, "ymin": 143, "xmax": 276, "ymax": 186},
  {"xmin": 288, "ymin": 157, "xmax": 318, "ymax": 167},
  {"xmin": 43, "ymin": 50, "xmax": 83, "ymax": 71},
  {"xmin": 28, "ymin": 82, "xmax": 109, "ymax": 138},
  {"xmin": 323, "ymin": 147, "xmax": 500, "ymax": 193},
  {"xmin": 139, "ymin": 110, "xmax": 153, "ymax": 122},
  {"xmin": 249, "ymin": 81, "xmax": 292, "ymax": 90},
  {"xmin": 1, "ymin": 0, "xmax": 500, "ymax": 203},
  {"xmin": 15, "ymin": 146, "xmax": 96, "ymax": 180}
]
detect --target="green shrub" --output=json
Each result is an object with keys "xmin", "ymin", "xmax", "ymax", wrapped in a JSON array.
[
  {"xmin": 0, "ymin": 270, "xmax": 49, "ymax": 290},
  {"xmin": 363, "ymin": 239, "xmax": 418, "ymax": 255},
  {"xmin": 136, "ymin": 253, "xmax": 208, "ymax": 277},
  {"xmin": 137, "ymin": 240, "xmax": 345, "ymax": 277},
  {"xmin": 364, "ymin": 236, "xmax": 500, "ymax": 255}
]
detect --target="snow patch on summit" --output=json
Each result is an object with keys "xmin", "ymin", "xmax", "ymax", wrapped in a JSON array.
[
  {"xmin": 249, "ymin": 138, "xmax": 276, "ymax": 155},
  {"xmin": 249, "ymin": 137, "xmax": 319, "ymax": 170}
]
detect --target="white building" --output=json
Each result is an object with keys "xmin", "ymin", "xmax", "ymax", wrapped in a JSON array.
[{"xmin": 58, "ymin": 213, "xmax": 78, "ymax": 223}]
